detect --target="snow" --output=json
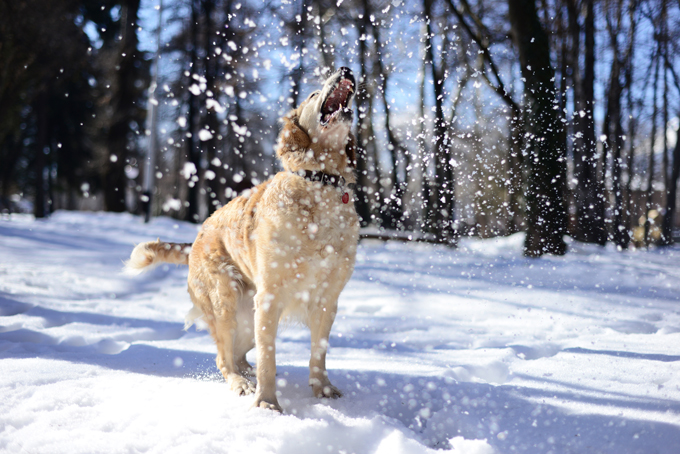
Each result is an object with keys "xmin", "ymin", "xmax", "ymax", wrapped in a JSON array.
[
  {"xmin": 198, "ymin": 129, "xmax": 213, "ymax": 141},
  {"xmin": 1, "ymin": 211, "xmax": 679, "ymax": 453}
]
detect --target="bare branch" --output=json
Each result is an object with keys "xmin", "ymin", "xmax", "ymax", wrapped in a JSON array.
[{"xmin": 444, "ymin": 0, "xmax": 520, "ymax": 114}]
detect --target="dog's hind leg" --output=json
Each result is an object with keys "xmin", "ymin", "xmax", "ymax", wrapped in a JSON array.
[
  {"xmin": 190, "ymin": 232, "xmax": 256, "ymax": 396},
  {"xmin": 188, "ymin": 272, "xmax": 255, "ymax": 396},
  {"xmin": 236, "ymin": 353, "xmax": 254, "ymax": 377},
  {"xmin": 214, "ymin": 310, "xmax": 256, "ymax": 395},
  {"xmin": 212, "ymin": 279, "xmax": 256, "ymax": 396}
]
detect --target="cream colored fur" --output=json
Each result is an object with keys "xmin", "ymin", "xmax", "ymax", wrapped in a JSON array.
[
  {"xmin": 125, "ymin": 68, "xmax": 359, "ymax": 412},
  {"xmin": 124, "ymin": 239, "xmax": 192, "ymax": 275}
]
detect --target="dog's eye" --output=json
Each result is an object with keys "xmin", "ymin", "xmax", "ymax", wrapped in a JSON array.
[{"xmin": 309, "ymin": 91, "xmax": 320, "ymax": 99}]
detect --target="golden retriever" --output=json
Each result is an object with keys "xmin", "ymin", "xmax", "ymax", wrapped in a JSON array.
[{"xmin": 125, "ymin": 67, "xmax": 359, "ymax": 412}]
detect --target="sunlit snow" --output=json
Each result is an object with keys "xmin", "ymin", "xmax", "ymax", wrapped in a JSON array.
[{"xmin": 1, "ymin": 212, "xmax": 679, "ymax": 453}]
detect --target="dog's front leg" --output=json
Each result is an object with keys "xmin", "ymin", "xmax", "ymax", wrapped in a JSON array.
[
  {"xmin": 251, "ymin": 290, "xmax": 283, "ymax": 412},
  {"xmin": 309, "ymin": 303, "xmax": 342, "ymax": 399}
]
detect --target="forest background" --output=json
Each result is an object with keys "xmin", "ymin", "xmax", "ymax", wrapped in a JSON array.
[{"xmin": 1, "ymin": 0, "xmax": 679, "ymax": 257}]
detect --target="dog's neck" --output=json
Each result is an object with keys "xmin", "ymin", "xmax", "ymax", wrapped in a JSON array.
[
  {"xmin": 275, "ymin": 115, "xmax": 356, "ymax": 184},
  {"xmin": 291, "ymin": 169, "xmax": 346, "ymax": 188}
]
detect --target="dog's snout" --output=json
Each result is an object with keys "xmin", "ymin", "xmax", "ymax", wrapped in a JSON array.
[{"xmin": 338, "ymin": 67, "xmax": 355, "ymax": 84}]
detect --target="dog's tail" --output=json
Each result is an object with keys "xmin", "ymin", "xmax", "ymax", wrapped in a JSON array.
[{"xmin": 123, "ymin": 239, "xmax": 192, "ymax": 275}]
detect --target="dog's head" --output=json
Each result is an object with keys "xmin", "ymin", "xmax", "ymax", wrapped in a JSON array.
[
  {"xmin": 276, "ymin": 67, "xmax": 357, "ymax": 183},
  {"xmin": 297, "ymin": 66, "xmax": 356, "ymax": 142}
]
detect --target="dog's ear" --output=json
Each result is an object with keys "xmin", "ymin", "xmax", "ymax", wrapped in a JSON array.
[
  {"xmin": 276, "ymin": 112, "xmax": 312, "ymax": 156},
  {"xmin": 345, "ymin": 132, "xmax": 357, "ymax": 168},
  {"xmin": 276, "ymin": 111, "xmax": 312, "ymax": 172}
]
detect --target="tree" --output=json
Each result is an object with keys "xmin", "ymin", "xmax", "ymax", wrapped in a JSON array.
[
  {"xmin": 568, "ymin": 0, "xmax": 607, "ymax": 245},
  {"xmin": 643, "ymin": 45, "xmax": 660, "ymax": 246},
  {"xmin": 423, "ymin": 0, "xmax": 456, "ymax": 244},
  {"xmin": 508, "ymin": 0, "xmax": 567, "ymax": 256},
  {"xmin": 168, "ymin": 0, "xmax": 268, "ymax": 222},
  {"xmin": 371, "ymin": 6, "xmax": 407, "ymax": 229},
  {"xmin": 445, "ymin": 0, "xmax": 525, "ymax": 234},
  {"xmin": 287, "ymin": 0, "xmax": 309, "ymax": 108},
  {"xmin": 0, "ymin": 0, "xmax": 99, "ymax": 216},
  {"xmin": 354, "ymin": 0, "xmax": 378, "ymax": 227},
  {"xmin": 103, "ymin": 0, "xmax": 149, "ymax": 212},
  {"xmin": 602, "ymin": 0, "xmax": 636, "ymax": 248},
  {"xmin": 662, "ymin": 130, "xmax": 680, "ymax": 245},
  {"xmin": 659, "ymin": 3, "xmax": 680, "ymax": 245},
  {"xmin": 185, "ymin": 0, "xmax": 202, "ymax": 222}
]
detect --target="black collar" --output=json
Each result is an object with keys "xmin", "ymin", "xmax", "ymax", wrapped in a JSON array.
[{"xmin": 293, "ymin": 170, "xmax": 346, "ymax": 188}]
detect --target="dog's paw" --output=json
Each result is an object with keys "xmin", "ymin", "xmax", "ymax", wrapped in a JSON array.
[
  {"xmin": 312, "ymin": 382, "xmax": 343, "ymax": 399},
  {"xmin": 228, "ymin": 375, "xmax": 256, "ymax": 396},
  {"xmin": 251, "ymin": 396, "xmax": 283, "ymax": 413}
]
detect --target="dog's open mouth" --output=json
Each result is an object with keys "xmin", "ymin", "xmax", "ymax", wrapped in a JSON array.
[{"xmin": 320, "ymin": 77, "xmax": 355, "ymax": 126}]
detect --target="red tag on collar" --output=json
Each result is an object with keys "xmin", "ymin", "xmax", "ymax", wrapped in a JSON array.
[{"xmin": 342, "ymin": 192, "xmax": 349, "ymax": 204}]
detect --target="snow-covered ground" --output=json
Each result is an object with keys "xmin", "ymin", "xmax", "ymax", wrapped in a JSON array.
[{"xmin": 1, "ymin": 211, "xmax": 679, "ymax": 453}]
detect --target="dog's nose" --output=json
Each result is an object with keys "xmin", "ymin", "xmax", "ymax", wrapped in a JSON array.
[{"xmin": 338, "ymin": 67, "xmax": 355, "ymax": 84}]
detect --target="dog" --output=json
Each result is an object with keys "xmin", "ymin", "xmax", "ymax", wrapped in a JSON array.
[{"xmin": 125, "ymin": 67, "xmax": 359, "ymax": 412}]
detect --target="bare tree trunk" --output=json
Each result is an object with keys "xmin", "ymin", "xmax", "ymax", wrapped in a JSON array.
[
  {"xmin": 662, "ymin": 78, "xmax": 669, "ymax": 202},
  {"xmin": 0, "ymin": 135, "xmax": 22, "ymax": 211},
  {"xmin": 371, "ymin": 8, "xmax": 405, "ymax": 229},
  {"xmin": 661, "ymin": 130, "xmax": 680, "ymax": 245},
  {"xmin": 289, "ymin": 0, "xmax": 307, "ymax": 108},
  {"xmin": 659, "ymin": 0, "xmax": 678, "ymax": 246},
  {"xmin": 660, "ymin": 0, "xmax": 677, "ymax": 245},
  {"xmin": 623, "ymin": 0, "xmax": 637, "ymax": 238},
  {"xmin": 185, "ymin": 0, "xmax": 201, "ymax": 222},
  {"xmin": 354, "ymin": 0, "xmax": 375, "ymax": 227},
  {"xmin": 557, "ymin": 7, "xmax": 568, "ymax": 117},
  {"xmin": 417, "ymin": 31, "xmax": 434, "ymax": 233},
  {"xmin": 507, "ymin": 112, "xmax": 524, "ymax": 233},
  {"xmin": 203, "ymin": 0, "xmax": 223, "ymax": 217},
  {"xmin": 566, "ymin": 0, "xmax": 581, "ymax": 114},
  {"xmin": 644, "ymin": 50, "xmax": 660, "ymax": 246},
  {"xmin": 603, "ymin": 0, "xmax": 630, "ymax": 248},
  {"xmin": 608, "ymin": 71, "xmax": 628, "ymax": 247},
  {"xmin": 313, "ymin": 1, "xmax": 333, "ymax": 74},
  {"xmin": 34, "ymin": 89, "xmax": 48, "ymax": 218},
  {"xmin": 570, "ymin": 0, "xmax": 606, "ymax": 245},
  {"xmin": 661, "ymin": 0, "xmax": 669, "ymax": 199},
  {"xmin": 498, "ymin": 61, "xmax": 525, "ymax": 235},
  {"xmin": 104, "ymin": 0, "xmax": 143, "ymax": 212},
  {"xmin": 508, "ymin": 0, "xmax": 567, "ymax": 257},
  {"xmin": 424, "ymin": 0, "xmax": 455, "ymax": 244}
]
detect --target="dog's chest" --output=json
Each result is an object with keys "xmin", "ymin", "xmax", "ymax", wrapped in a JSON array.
[
  {"xmin": 269, "ymin": 177, "xmax": 358, "ymax": 243},
  {"xmin": 293, "ymin": 190, "xmax": 357, "ymax": 246}
]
